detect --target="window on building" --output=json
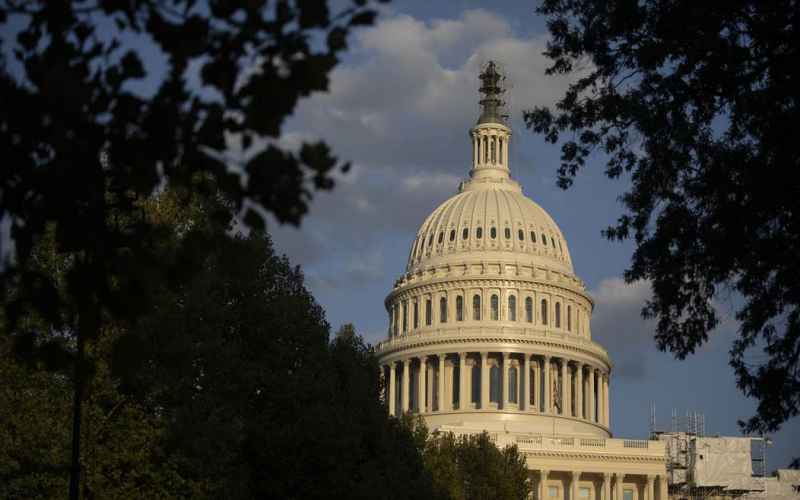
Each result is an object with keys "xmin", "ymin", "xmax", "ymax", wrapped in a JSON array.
[
  {"xmin": 471, "ymin": 364, "xmax": 480, "ymax": 404},
  {"xmin": 541, "ymin": 299, "xmax": 548, "ymax": 325},
  {"xmin": 462, "ymin": 228, "xmax": 469, "ymax": 240},
  {"xmin": 450, "ymin": 229, "xmax": 456, "ymax": 242},
  {"xmin": 555, "ymin": 302, "xmax": 561, "ymax": 328},
  {"xmin": 548, "ymin": 486, "xmax": 559, "ymax": 498},
  {"xmin": 456, "ymin": 296, "xmax": 464, "ymax": 321},
  {"xmin": 508, "ymin": 295, "xmax": 517, "ymax": 321},
  {"xmin": 438, "ymin": 232, "xmax": 443, "ymax": 244},
  {"xmin": 440, "ymin": 297, "xmax": 448, "ymax": 323},
  {"xmin": 525, "ymin": 297, "xmax": 533, "ymax": 323},
  {"xmin": 473, "ymin": 294, "xmax": 481, "ymax": 320},
  {"xmin": 499, "ymin": 138, "xmax": 504, "ymax": 164},
  {"xmin": 623, "ymin": 490, "xmax": 634, "ymax": 500},
  {"xmin": 402, "ymin": 301, "xmax": 408, "ymax": 332},
  {"xmin": 490, "ymin": 227, "xmax": 497, "ymax": 239},
  {"xmin": 531, "ymin": 231, "xmax": 537, "ymax": 243},
  {"xmin": 567, "ymin": 305, "xmax": 572, "ymax": 331},
  {"xmin": 542, "ymin": 233, "xmax": 548, "ymax": 246},
  {"xmin": 413, "ymin": 301, "xmax": 419, "ymax": 329},
  {"xmin": 518, "ymin": 229, "xmax": 524, "ymax": 241},
  {"xmin": 425, "ymin": 299, "xmax": 432, "ymax": 326},
  {"xmin": 491, "ymin": 294, "xmax": 499, "ymax": 320},
  {"xmin": 476, "ymin": 227, "xmax": 483, "ymax": 239},
  {"xmin": 509, "ymin": 366, "xmax": 518, "ymax": 403},
  {"xmin": 504, "ymin": 227, "xmax": 511, "ymax": 239},
  {"xmin": 579, "ymin": 487, "xmax": 590, "ymax": 499},
  {"xmin": 490, "ymin": 364, "xmax": 501, "ymax": 403}
]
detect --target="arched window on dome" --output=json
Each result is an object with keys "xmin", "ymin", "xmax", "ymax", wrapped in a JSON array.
[
  {"xmin": 531, "ymin": 231, "xmax": 537, "ymax": 243},
  {"xmin": 456, "ymin": 296, "xmax": 464, "ymax": 321},
  {"xmin": 462, "ymin": 228, "xmax": 469, "ymax": 240},
  {"xmin": 476, "ymin": 227, "xmax": 483, "ymax": 239},
  {"xmin": 450, "ymin": 229, "xmax": 456, "ymax": 242},
  {"xmin": 471, "ymin": 363, "xmax": 480, "ymax": 404},
  {"xmin": 473, "ymin": 295, "xmax": 481, "ymax": 320},
  {"xmin": 491, "ymin": 294, "xmax": 499, "ymax": 320},
  {"xmin": 567, "ymin": 305, "xmax": 572, "ymax": 331},
  {"xmin": 555, "ymin": 302, "xmax": 561, "ymax": 328},
  {"xmin": 504, "ymin": 227, "xmax": 511, "ymax": 239},
  {"xmin": 490, "ymin": 227, "xmax": 497, "ymax": 239},
  {"xmin": 509, "ymin": 365, "xmax": 518, "ymax": 403},
  {"xmin": 425, "ymin": 298, "xmax": 432, "ymax": 326},
  {"xmin": 413, "ymin": 301, "xmax": 419, "ymax": 329},
  {"xmin": 508, "ymin": 295, "xmax": 517, "ymax": 321},
  {"xmin": 440, "ymin": 297, "xmax": 448, "ymax": 323},
  {"xmin": 490, "ymin": 364, "xmax": 501, "ymax": 403},
  {"xmin": 525, "ymin": 297, "xmax": 533, "ymax": 323},
  {"xmin": 541, "ymin": 299, "xmax": 548, "ymax": 325},
  {"xmin": 518, "ymin": 229, "xmax": 524, "ymax": 241},
  {"xmin": 438, "ymin": 232, "xmax": 443, "ymax": 245},
  {"xmin": 402, "ymin": 301, "xmax": 408, "ymax": 333},
  {"xmin": 542, "ymin": 233, "xmax": 548, "ymax": 246}
]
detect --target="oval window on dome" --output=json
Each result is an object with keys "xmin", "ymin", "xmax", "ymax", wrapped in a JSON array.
[
  {"xmin": 450, "ymin": 229, "xmax": 456, "ymax": 242},
  {"xmin": 463, "ymin": 228, "xmax": 469, "ymax": 240},
  {"xmin": 518, "ymin": 229, "xmax": 524, "ymax": 241},
  {"xmin": 476, "ymin": 227, "xmax": 483, "ymax": 239},
  {"xmin": 551, "ymin": 237, "xmax": 556, "ymax": 248},
  {"xmin": 542, "ymin": 233, "xmax": 547, "ymax": 246},
  {"xmin": 438, "ymin": 231, "xmax": 444, "ymax": 244},
  {"xmin": 531, "ymin": 231, "xmax": 536, "ymax": 243},
  {"xmin": 504, "ymin": 227, "xmax": 511, "ymax": 239},
  {"xmin": 490, "ymin": 227, "xmax": 497, "ymax": 239}
]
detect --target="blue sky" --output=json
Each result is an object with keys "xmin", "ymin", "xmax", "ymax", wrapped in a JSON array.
[{"xmin": 268, "ymin": 1, "xmax": 799, "ymax": 469}]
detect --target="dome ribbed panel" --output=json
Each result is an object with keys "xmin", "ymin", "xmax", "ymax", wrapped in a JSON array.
[{"xmin": 404, "ymin": 186, "xmax": 574, "ymax": 275}]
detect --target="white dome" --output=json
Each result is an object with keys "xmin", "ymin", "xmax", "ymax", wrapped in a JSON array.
[{"xmin": 406, "ymin": 177, "xmax": 573, "ymax": 276}]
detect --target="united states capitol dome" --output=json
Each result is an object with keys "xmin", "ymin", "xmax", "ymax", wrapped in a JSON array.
[{"xmin": 406, "ymin": 157, "xmax": 574, "ymax": 277}]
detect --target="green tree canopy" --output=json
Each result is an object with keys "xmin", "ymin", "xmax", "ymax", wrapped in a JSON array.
[
  {"xmin": 405, "ymin": 417, "xmax": 532, "ymax": 500},
  {"xmin": 526, "ymin": 0, "xmax": 800, "ymax": 438}
]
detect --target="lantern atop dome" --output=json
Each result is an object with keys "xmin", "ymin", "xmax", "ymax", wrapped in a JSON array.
[{"xmin": 477, "ymin": 61, "xmax": 508, "ymax": 125}]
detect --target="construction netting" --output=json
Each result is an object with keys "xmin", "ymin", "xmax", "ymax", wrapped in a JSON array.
[{"xmin": 690, "ymin": 437, "xmax": 754, "ymax": 488}]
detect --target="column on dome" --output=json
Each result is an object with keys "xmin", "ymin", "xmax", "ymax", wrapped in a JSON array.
[
  {"xmin": 576, "ymin": 362, "xmax": 584, "ymax": 419},
  {"xmin": 539, "ymin": 469, "xmax": 549, "ymax": 500},
  {"xmin": 502, "ymin": 352, "xmax": 510, "ymax": 409},
  {"xmin": 560, "ymin": 359, "xmax": 568, "ymax": 415},
  {"xmin": 523, "ymin": 354, "xmax": 531, "ymax": 411},
  {"xmin": 646, "ymin": 475, "xmax": 655, "ymax": 500},
  {"xmin": 542, "ymin": 355, "xmax": 551, "ymax": 414},
  {"xmin": 418, "ymin": 356, "xmax": 427, "ymax": 413},
  {"xmin": 605, "ymin": 373, "xmax": 611, "ymax": 426},
  {"xmin": 588, "ymin": 367, "xmax": 596, "ymax": 422},
  {"xmin": 603, "ymin": 473, "xmax": 611, "ymax": 500},
  {"xmin": 532, "ymin": 357, "xmax": 539, "ymax": 410},
  {"xmin": 438, "ymin": 354, "xmax": 446, "ymax": 412},
  {"xmin": 480, "ymin": 352, "xmax": 490, "ymax": 409},
  {"xmin": 658, "ymin": 475, "xmax": 668, "ymax": 500},
  {"xmin": 401, "ymin": 359, "xmax": 410, "ymax": 413},
  {"xmin": 389, "ymin": 363, "xmax": 397, "ymax": 416},
  {"xmin": 571, "ymin": 471, "xmax": 580, "ymax": 500},
  {"xmin": 613, "ymin": 473, "xmax": 623, "ymax": 500},
  {"xmin": 459, "ymin": 352, "xmax": 468, "ymax": 410}
]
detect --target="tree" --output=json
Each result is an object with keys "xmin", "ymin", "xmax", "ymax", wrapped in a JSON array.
[
  {"xmin": 526, "ymin": 0, "xmax": 800, "ymax": 439},
  {"xmin": 0, "ymin": 1, "xmax": 385, "ymax": 496},
  {"xmin": 404, "ymin": 417, "xmax": 532, "ymax": 500}
]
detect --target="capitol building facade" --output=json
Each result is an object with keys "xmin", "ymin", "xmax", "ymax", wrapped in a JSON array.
[{"xmin": 376, "ymin": 62, "xmax": 668, "ymax": 500}]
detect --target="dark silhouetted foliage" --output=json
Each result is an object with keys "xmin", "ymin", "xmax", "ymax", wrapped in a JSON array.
[
  {"xmin": 526, "ymin": 0, "xmax": 800, "ymax": 440},
  {"xmin": 0, "ymin": 1, "xmax": 386, "ymax": 496}
]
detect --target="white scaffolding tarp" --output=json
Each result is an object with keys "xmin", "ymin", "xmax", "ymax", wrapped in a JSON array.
[{"xmin": 691, "ymin": 437, "xmax": 754, "ymax": 488}]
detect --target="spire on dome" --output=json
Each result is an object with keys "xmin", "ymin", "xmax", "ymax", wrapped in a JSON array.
[{"xmin": 477, "ymin": 61, "xmax": 508, "ymax": 125}]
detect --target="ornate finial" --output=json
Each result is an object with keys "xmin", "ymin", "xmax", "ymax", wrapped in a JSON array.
[{"xmin": 478, "ymin": 61, "xmax": 507, "ymax": 124}]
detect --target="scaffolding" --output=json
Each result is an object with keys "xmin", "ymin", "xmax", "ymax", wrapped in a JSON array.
[{"xmin": 651, "ymin": 409, "xmax": 770, "ymax": 500}]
